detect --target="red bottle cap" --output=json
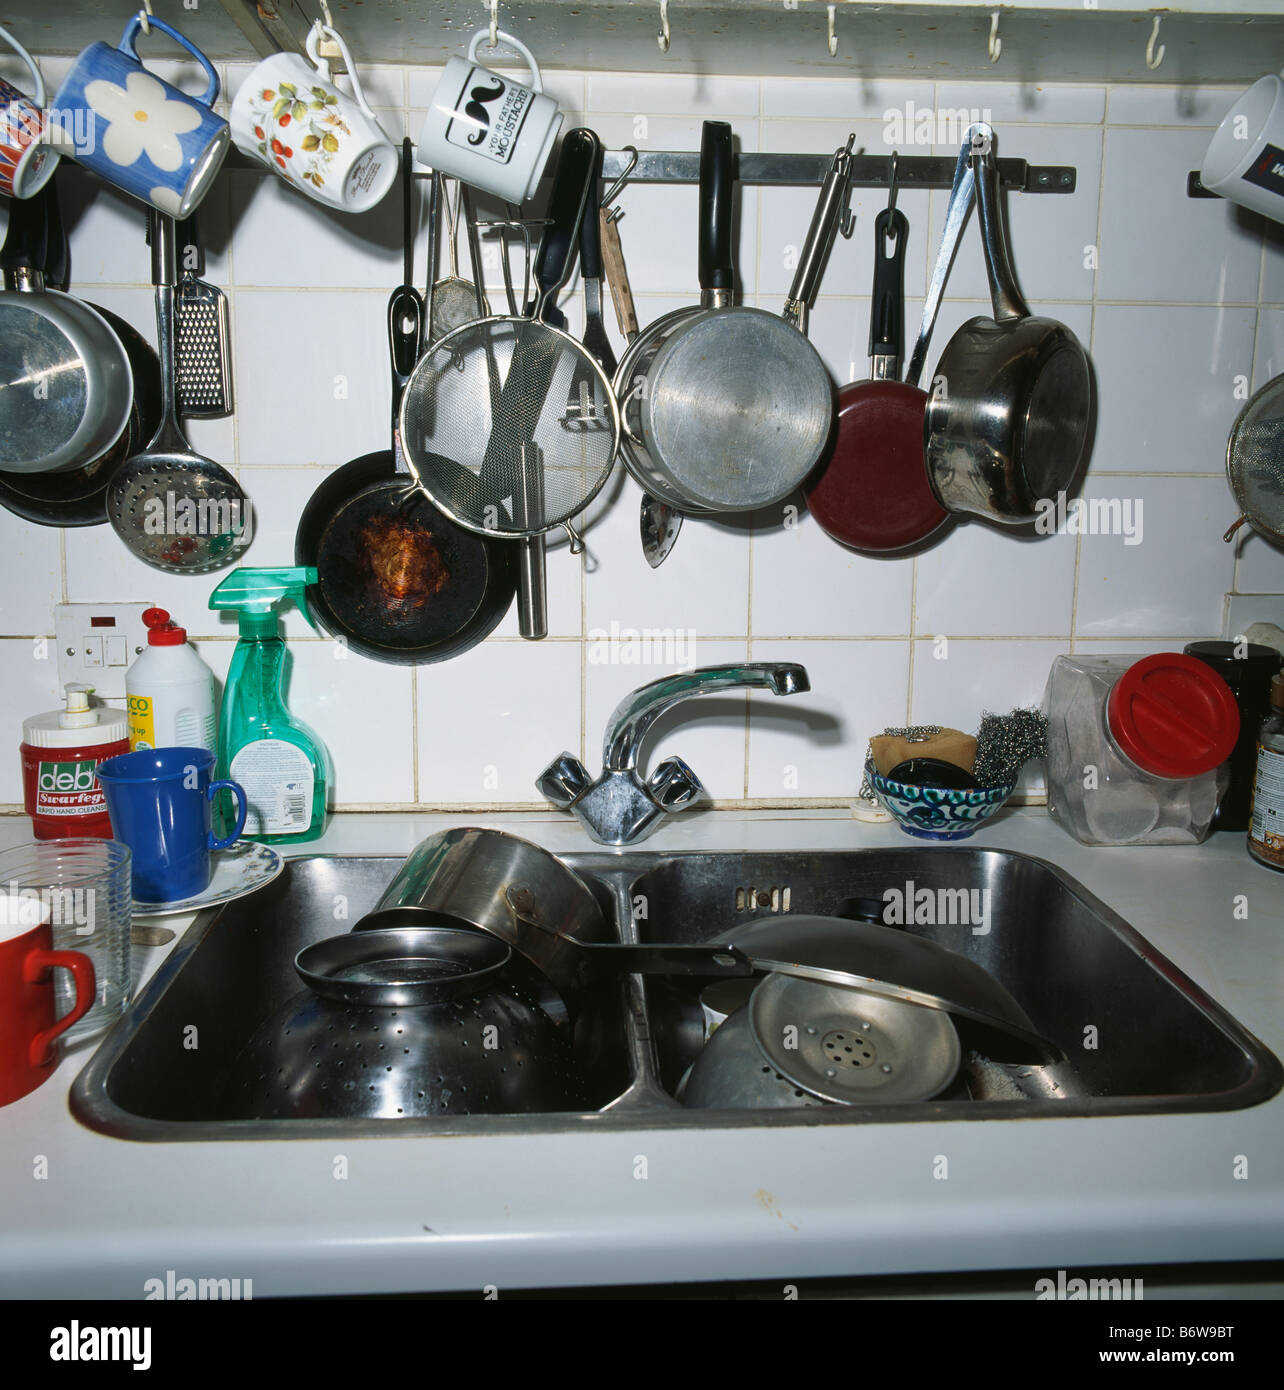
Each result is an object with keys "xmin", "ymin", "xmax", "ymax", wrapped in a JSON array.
[
  {"xmin": 1106, "ymin": 653, "xmax": 1240, "ymax": 779},
  {"xmin": 143, "ymin": 607, "xmax": 187, "ymax": 646}
]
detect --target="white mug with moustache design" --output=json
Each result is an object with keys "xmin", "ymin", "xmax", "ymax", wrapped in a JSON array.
[{"xmin": 416, "ymin": 29, "xmax": 562, "ymax": 205}]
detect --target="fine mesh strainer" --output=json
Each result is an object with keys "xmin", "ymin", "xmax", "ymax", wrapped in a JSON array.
[
  {"xmin": 400, "ymin": 129, "xmax": 619, "ymax": 638},
  {"xmin": 1225, "ymin": 375, "xmax": 1284, "ymax": 547}
]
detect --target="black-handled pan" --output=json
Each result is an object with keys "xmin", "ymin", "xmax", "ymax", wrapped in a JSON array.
[
  {"xmin": 804, "ymin": 138, "xmax": 979, "ymax": 553},
  {"xmin": 924, "ymin": 141, "xmax": 1093, "ymax": 523},
  {"xmin": 295, "ymin": 145, "xmax": 516, "ymax": 663},
  {"xmin": 615, "ymin": 121, "xmax": 834, "ymax": 514}
]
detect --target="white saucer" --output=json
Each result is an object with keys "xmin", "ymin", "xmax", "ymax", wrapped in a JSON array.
[{"xmin": 132, "ymin": 841, "xmax": 285, "ymax": 918}]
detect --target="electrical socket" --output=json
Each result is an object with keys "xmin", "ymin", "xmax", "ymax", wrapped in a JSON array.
[{"xmin": 54, "ymin": 603, "xmax": 152, "ymax": 701}]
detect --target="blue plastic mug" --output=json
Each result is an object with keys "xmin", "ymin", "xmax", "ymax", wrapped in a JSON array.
[
  {"xmin": 96, "ymin": 748, "xmax": 246, "ymax": 904},
  {"xmin": 51, "ymin": 15, "xmax": 230, "ymax": 218}
]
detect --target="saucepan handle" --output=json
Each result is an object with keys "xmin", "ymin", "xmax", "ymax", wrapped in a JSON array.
[{"xmin": 974, "ymin": 144, "xmax": 1031, "ymax": 325}]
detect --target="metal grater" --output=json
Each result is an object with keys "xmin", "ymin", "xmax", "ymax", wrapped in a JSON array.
[{"xmin": 174, "ymin": 214, "xmax": 233, "ymax": 416}]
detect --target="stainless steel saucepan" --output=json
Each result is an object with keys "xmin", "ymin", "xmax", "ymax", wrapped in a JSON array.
[
  {"xmin": 924, "ymin": 142, "xmax": 1092, "ymax": 524},
  {"xmin": 614, "ymin": 120, "xmax": 835, "ymax": 514},
  {"xmin": 0, "ymin": 180, "xmax": 134, "ymax": 474}
]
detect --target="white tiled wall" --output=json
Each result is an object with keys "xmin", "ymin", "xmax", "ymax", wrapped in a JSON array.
[{"xmin": 2, "ymin": 61, "xmax": 1283, "ymax": 811}]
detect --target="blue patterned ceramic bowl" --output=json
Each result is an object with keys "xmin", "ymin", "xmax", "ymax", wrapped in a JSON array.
[{"xmin": 865, "ymin": 760, "xmax": 1016, "ymax": 841}]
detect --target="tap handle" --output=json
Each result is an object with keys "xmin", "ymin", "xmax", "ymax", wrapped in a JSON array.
[
  {"xmin": 647, "ymin": 756, "xmax": 706, "ymax": 811},
  {"xmin": 536, "ymin": 752, "xmax": 592, "ymax": 809}
]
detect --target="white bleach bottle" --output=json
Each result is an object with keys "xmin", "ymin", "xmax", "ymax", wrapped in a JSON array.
[{"xmin": 125, "ymin": 607, "xmax": 217, "ymax": 753}]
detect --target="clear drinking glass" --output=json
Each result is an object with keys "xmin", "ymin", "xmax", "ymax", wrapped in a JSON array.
[{"xmin": 0, "ymin": 839, "xmax": 132, "ymax": 1042}]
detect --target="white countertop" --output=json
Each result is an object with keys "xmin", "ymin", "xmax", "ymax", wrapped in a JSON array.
[{"xmin": 1, "ymin": 806, "xmax": 1282, "ymax": 1298}]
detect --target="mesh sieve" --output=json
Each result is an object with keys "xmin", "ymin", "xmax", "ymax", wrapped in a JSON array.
[
  {"xmin": 398, "ymin": 314, "xmax": 618, "ymax": 538},
  {"xmin": 1226, "ymin": 375, "xmax": 1284, "ymax": 545}
]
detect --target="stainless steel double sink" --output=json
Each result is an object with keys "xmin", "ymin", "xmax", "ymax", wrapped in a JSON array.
[{"xmin": 71, "ymin": 848, "xmax": 1282, "ymax": 1140}]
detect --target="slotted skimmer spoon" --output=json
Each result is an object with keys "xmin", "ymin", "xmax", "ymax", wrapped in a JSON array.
[{"xmin": 107, "ymin": 213, "xmax": 250, "ymax": 574}]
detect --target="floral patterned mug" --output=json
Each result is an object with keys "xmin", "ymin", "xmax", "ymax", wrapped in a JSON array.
[{"xmin": 230, "ymin": 22, "xmax": 397, "ymax": 214}]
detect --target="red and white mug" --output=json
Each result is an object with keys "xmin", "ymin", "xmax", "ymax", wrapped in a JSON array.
[
  {"xmin": 0, "ymin": 893, "xmax": 95, "ymax": 1107},
  {"xmin": 0, "ymin": 24, "xmax": 58, "ymax": 199}
]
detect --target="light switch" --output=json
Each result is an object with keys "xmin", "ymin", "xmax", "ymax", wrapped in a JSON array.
[{"xmin": 104, "ymin": 635, "xmax": 128, "ymax": 666}]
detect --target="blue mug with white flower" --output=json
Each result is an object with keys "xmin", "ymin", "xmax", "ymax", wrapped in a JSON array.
[{"xmin": 51, "ymin": 15, "xmax": 229, "ymax": 218}]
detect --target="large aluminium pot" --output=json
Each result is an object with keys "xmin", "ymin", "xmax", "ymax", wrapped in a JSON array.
[{"xmin": 613, "ymin": 120, "xmax": 833, "ymax": 514}]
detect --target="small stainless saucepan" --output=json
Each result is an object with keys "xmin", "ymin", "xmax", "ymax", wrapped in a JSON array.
[
  {"xmin": 923, "ymin": 143, "xmax": 1092, "ymax": 524},
  {"xmin": 361, "ymin": 826, "xmax": 753, "ymax": 1013},
  {"xmin": 0, "ymin": 178, "xmax": 134, "ymax": 474}
]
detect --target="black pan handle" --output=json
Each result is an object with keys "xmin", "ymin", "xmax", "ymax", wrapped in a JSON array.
[
  {"xmin": 868, "ymin": 206, "xmax": 908, "ymax": 372},
  {"xmin": 0, "ymin": 177, "xmax": 52, "ymax": 283},
  {"xmin": 529, "ymin": 127, "xmax": 599, "ymax": 324},
  {"xmin": 578, "ymin": 140, "xmax": 606, "ymax": 284},
  {"xmin": 698, "ymin": 120, "xmax": 734, "ymax": 294}
]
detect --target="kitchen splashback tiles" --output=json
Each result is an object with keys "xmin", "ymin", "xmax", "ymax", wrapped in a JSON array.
[
  {"xmin": 1089, "ymin": 305, "xmax": 1258, "ymax": 473},
  {"xmin": 747, "ymin": 639, "xmax": 910, "ymax": 799},
  {"xmin": 1098, "ymin": 127, "xmax": 1262, "ymax": 305},
  {"xmin": 232, "ymin": 290, "xmax": 390, "ymax": 469},
  {"xmin": 2, "ymin": 65, "xmax": 1282, "ymax": 818},
  {"xmin": 1073, "ymin": 475, "xmax": 1237, "ymax": 638},
  {"xmin": 750, "ymin": 508, "xmax": 915, "ymax": 639},
  {"xmin": 416, "ymin": 640, "xmax": 582, "ymax": 804},
  {"xmin": 914, "ymin": 522, "xmax": 1078, "ymax": 639}
]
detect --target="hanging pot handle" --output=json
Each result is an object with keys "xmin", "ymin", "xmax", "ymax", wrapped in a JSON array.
[
  {"xmin": 974, "ymin": 143, "xmax": 1031, "ymax": 325},
  {"xmin": 698, "ymin": 120, "xmax": 734, "ymax": 295}
]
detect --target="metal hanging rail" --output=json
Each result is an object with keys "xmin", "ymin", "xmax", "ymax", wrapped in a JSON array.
[{"xmin": 597, "ymin": 149, "xmax": 1077, "ymax": 193}]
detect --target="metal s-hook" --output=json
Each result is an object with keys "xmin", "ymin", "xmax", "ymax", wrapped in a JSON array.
[
  {"xmin": 319, "ymin": 0, "xmax": 333, "ymax": 28},
  {"xmin": 837, "ymin": 132, "xmax": 857, "ymax": 237},
  {"xmin": 658, "ymin": 0, "xmax": 671, "ymax": 53},
  {"xmin": 138, "ymin": 0, "xmax": 153, "ymax": 36},
  {"xmin": 988, "ymin": 11, "xmax": 1001, "ymax": 64},
  {"xmin": 601, "ymin": 146, "xmax": 638, "ymax": 223},
  {"xmin": 827, "ymin": 5, "xmax": 838, "ymax": 57},
  {"xmin": 884, "ymin": 150, "xmax": 899, "ymax": 219},
  {"xmin": 1146, "ymin": 15, "xmax": 1165, "ymax": 70},
  {"xmin": 487, "ymin": 0, "xmax": 499, "ymax": 50}
]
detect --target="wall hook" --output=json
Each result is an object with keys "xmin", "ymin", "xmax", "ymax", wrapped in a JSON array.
[
  {"xmin": 988, "ymin": 11, "xmax": 1002, "ymax": 64},
  {"xmin": 827, "ymin": 5, "xmax": 839, "ymax": 58},
  {"xmin": 138, "ymin": 0, "xmax": 153, "ymax": 36},
  {"xmin": 319, "ymin": 0, "xmax": 333, "ymax": 28},
  {"xmin": 1146, "ymin": 15, "xmax": 1165, "ymax": 71},
  {"xmin": 658, "ymin": 0, "xmax": 671, "ymax": 53}
]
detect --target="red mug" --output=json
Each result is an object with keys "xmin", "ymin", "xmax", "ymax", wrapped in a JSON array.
[{"xmin": 0, "ymin": 896, "xmax": 95, "ymax": 1107}]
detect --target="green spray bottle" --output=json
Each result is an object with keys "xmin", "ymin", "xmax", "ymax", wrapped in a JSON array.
[{"xmin": 209, "ymin": 567, "xmax": 332, "ymax": 845}]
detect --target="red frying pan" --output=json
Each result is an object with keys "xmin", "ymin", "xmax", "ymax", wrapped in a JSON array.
[{"xmin": 805, "ymin": 138, "xmax": 978, "ymax": 553}]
